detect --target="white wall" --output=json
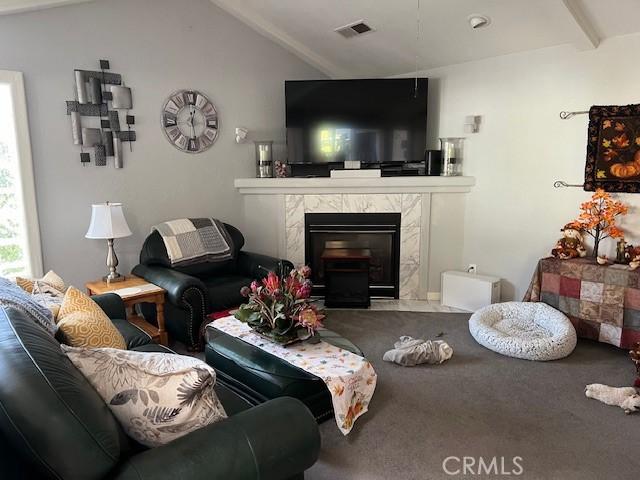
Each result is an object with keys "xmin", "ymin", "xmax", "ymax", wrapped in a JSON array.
[
  {"xmin": 421, "ymin": 33, "xmax": 640, "ymax": 300},
  {"xmin": 0, "ymin": 0, "xmax": 324, "ymax": 286},
  {"xmin": 427, "ymin": 192, "xmax": 465, "ymax": 296}
]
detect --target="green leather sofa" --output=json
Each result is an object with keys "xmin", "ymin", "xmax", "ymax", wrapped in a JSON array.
[
  {"xmin": 0, "ymin": 293, "xmax": 320, "ymax": 479},
  {"xmin": 133, "ymin": 223, "xmax": 293, "ymax": 351}
]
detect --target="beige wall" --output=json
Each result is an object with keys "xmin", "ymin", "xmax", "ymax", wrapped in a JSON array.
[{"xmin": 0, "ymin": 0, "xmax": 324, "ymax": 286}]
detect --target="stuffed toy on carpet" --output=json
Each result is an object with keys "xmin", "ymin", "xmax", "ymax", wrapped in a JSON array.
[
  {"xmin": 585, "ymin": 383, "xmax": 640, "ymax": 414},
  {"xmin": 383, "ymin": 336, "xmax": 453, "ymax": 367}
]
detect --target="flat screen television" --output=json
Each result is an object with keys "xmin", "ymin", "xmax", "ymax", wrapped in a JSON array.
[{"xmin": 285, "ymin": 78, "xmax": 428, "ymax": 165}]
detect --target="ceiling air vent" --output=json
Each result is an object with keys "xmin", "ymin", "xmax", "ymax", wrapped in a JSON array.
[{"xmin": 335, "ymin": 20, "xmax": 374, "ymax": 39}]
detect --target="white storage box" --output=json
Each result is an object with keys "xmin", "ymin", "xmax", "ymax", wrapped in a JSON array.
[{"xmin": 441, "ymin": 271, "xmax": 501, "ymax": 312}]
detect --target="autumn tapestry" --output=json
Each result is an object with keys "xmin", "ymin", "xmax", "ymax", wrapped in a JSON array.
[{"xmin": 585, "ymin": 103, "xmax": 640, "ymax": 192}]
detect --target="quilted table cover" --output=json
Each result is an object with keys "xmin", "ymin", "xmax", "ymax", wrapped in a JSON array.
[{"xmin": 525, "ymin": 257, "xmax": 640, "ymax": 349}]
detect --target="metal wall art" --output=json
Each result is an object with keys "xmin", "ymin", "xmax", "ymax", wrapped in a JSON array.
[{"xmin": 66, "ymin": 60, "xmax": 136, "ymax": 168}]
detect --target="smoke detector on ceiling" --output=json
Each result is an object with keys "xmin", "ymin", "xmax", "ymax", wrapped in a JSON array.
[
  {"xmin": 335, "ymin": 20, "xmax": 375, "ymax": 39},
  {"xmin": 468, "ymin": 14, "xmax": 491, "ymax": 29}
]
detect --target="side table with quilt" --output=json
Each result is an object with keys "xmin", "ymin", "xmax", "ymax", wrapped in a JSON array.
[{"xmin": 525, "ymin": 257, "xmax": 640, "ymax": 348}]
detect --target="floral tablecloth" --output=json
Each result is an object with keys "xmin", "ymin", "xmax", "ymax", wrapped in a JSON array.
[{"xmin": 211, "ymin": 315, "xmax": 377, "ymax": 435}]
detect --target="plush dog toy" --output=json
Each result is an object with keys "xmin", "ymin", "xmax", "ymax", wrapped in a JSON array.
[{"xmin": 585, "ymin": 383, "xmax": 640, "ymax": 414}]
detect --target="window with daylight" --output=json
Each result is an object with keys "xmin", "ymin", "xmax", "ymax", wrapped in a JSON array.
[{"xmin": 0, "ymin": 71, "xmax": 42, "ymax": 278}]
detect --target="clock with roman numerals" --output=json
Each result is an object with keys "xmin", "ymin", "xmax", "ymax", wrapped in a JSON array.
[{"xmin": 161, "ymin": 90, "xmax": 218, "ymax": 153}]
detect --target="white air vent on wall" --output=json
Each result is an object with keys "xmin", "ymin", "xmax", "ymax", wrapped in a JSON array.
[{"xmin": 334, "ymin": 20, "xmax": 375, "ymax": 39}]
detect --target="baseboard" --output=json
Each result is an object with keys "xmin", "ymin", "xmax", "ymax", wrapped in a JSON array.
[{"xmin": 427, "ymin": 291, "xmax": 441, "ymax": 302}]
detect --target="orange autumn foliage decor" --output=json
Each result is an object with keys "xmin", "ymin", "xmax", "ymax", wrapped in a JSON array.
[{"xmin": 570, "ymin": 189, "xmax": 628, "ymax": 257}]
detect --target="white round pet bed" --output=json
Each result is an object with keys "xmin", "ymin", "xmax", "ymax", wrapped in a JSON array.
[{"xmin": 469, "ymin": 302, "xmax": 577, "ymax": 361}]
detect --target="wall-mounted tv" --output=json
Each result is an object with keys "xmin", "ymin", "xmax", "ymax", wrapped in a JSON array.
[{"xmin": 285, "ymin": 78, "xmax": 428, "ymax": 165}]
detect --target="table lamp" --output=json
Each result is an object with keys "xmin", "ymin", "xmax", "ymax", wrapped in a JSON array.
[{"xmin": 85, "ymin": 202, "xmax": 132, "ymax": 283}]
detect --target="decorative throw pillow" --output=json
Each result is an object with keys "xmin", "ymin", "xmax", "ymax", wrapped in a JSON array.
[
  {"xmin": 57, "ymin": 286, "xmax": 126, "ymax": 349},
  {"xmin": 32, "ymin": 293, "xmax": 63, "ymax": 320},
  {"xmin": 0, "ymin": 277, "xmax": 56, "ymax": 335},
  {"xmin": 62, "ymin": 345, "xmax": 227, "ymax": 447},
  {"xmin": 16, "ymin": 270, "xmax": 66, "ymax": 294}
]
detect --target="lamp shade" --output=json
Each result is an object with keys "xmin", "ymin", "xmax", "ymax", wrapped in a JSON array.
[{"xmin": 85, "ymin": 202, "xmax": 132, "ymax": 239}]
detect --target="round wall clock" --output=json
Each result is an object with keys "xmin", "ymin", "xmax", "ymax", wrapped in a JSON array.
[{"xmin": 161, "ymin": 90, "xmax": 218, "ymax": 153}]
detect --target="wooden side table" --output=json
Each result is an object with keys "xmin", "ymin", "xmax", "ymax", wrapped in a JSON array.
[{"xmin": 86, "ymin": 276, "xmax": 168, "ymax": 346}]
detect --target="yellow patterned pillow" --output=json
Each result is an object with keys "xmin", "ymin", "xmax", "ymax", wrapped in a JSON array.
[
  {"xmin": 16, "ymin": 270, "xmax": 66, "ymax": 294},
  {"xmin": 57, "ymin": 287, "xmax": 126, "ymax": 349},
  {"xmin": 15, "ymin": 277, "xmax": 33, "ymax": 292}
]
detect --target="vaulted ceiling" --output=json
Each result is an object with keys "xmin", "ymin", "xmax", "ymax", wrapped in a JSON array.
[
  {"xmin": 0, "ymin": 0, "xmax": 89, "ymax": 15},
  {"xmin": 210, "ymin": 0, "xmax": 640, "ymax": 77},
  {"xmin": 3, "ymin": 0, "xmax": 640, "ymax": 78}
]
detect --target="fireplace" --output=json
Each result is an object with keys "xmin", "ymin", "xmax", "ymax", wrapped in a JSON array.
[{"xmin": 305, "ymin": 213, "xmax": 401, "ymax": 298}]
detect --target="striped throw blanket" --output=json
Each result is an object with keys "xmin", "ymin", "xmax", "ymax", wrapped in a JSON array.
[{"xmin": 152, "ymin": 218, "xmax": 234, "ymax": 267}]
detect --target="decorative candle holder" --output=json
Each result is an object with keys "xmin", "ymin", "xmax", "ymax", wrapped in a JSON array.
[
  {"xmin": 255, "ymin": 141, "xmax": 274, "ymax": 178},
  {"xmin": 439, "ymin": 137, "xmax": 465, "ymax": 176}
]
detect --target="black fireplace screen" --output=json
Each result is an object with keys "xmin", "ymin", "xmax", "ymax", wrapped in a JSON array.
[{"xmin": 305, "ymin": 213, "xmax": 401, "ymax": 298}]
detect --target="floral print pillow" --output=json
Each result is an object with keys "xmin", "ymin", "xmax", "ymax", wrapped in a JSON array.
[{"xmin": 62, "ymin": 345, "xmax": 227, "ymax": 447}]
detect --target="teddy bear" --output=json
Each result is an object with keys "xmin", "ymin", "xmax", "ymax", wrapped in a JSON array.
[
  {"xmin": 585, "ymin": 383, "xmax": 640, "ymax": 414},
  {"xmin": 551, "ymin": 223, "xmax": 587, "ymax": 259}
]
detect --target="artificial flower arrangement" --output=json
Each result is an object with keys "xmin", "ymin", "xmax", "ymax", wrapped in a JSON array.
[
  {"xmin": 568, "ymin": 188, "xmax": 628, "ymax": 258},
  {"xmin": 235, "ymin": 265, "xmax": 325, "ymax": 345}
]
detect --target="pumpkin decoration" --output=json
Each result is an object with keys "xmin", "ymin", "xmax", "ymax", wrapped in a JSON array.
[
  {"xmin": 610, "ymin": 161, "xmax": 640, "ymax": 178},
  {"xmin": 610, "ymin": 150, "xmax": 640, "ymax": 178}
]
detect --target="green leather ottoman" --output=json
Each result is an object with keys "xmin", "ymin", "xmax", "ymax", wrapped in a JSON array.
[{"xmin": 204, "ymin": 324, "xmax": 362, "ymax": 422}]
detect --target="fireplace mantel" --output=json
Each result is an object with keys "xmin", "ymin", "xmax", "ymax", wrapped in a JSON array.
[
  {"xmin": 235, "ymin": 176, "xmax": 472, "ymax": 301},
  {"xmin": 234, "ymin": 176, "xmax": 475, "ymax": 194}
]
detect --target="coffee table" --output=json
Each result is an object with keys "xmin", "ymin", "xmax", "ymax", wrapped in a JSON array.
[{"xmin": 204, "ymin": 323, "xmax": 363, "ymax": 422}]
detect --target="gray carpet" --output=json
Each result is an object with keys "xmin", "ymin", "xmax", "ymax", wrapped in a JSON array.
[{"xmin": 308, "ymin": 311, "xmax": 639, "ymax": 480}]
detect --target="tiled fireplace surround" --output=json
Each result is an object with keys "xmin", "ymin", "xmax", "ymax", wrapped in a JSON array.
[
  {"xmin": 234, "ymin": 177, "xmax": 475, "ymax": 301},
  {"xmin": 285, "ymin": 194, "xmax": 423, "ymax": 299}
]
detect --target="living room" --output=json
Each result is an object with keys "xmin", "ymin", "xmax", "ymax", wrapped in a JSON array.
[{"xmin": 0, "ymin": 0, "xmax": 639, "ymax": 478}]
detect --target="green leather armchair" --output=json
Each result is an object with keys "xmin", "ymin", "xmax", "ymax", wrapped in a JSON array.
[
  {"xmin": 0, "ymin": 294, "xmax": 320, "ymax": 479},
  {"xmin": 133, "ymin": 223, "xmax": 293, "ymax": 351}
]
